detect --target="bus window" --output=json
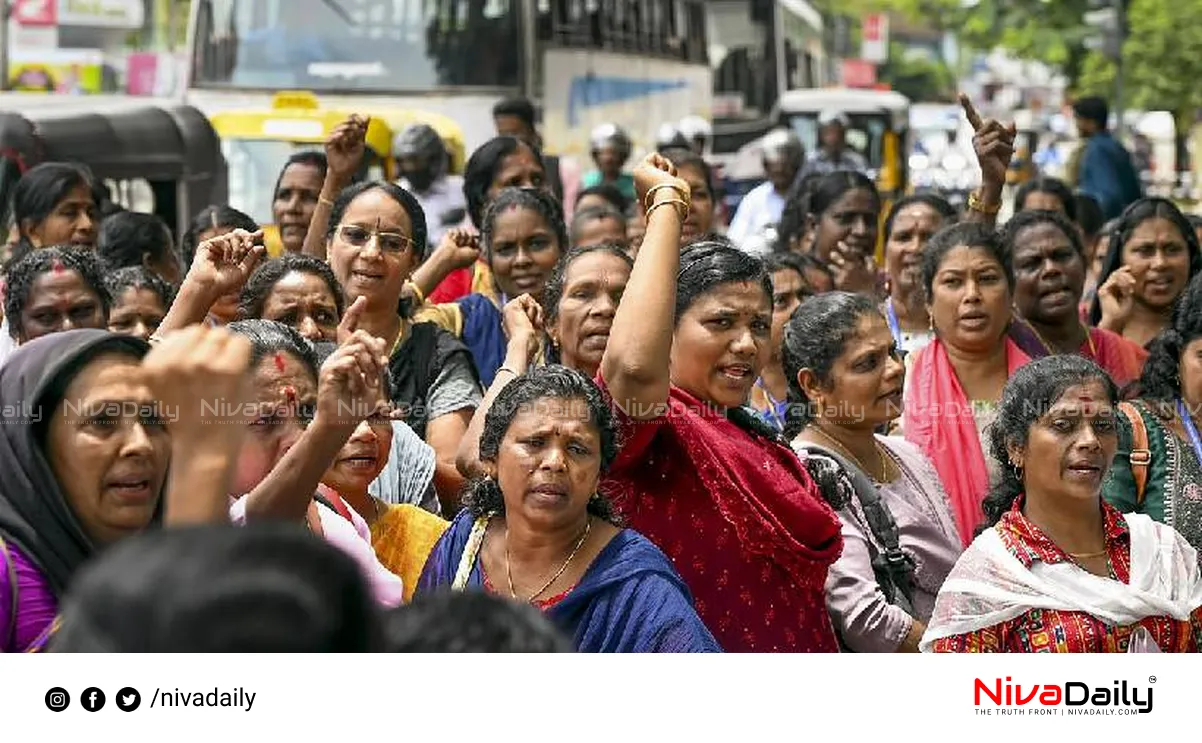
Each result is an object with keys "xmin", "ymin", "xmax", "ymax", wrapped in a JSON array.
[
  {"xmin": 191, "ymin": 0, "xmax": 521, "ymax": 92},
  {"xmin": 105, "ymin": 179, "xmax": 157, "ymax": 215}
]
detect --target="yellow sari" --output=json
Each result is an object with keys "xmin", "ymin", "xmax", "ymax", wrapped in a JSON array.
[{"xmin": 369, "ymin": 502, "xmax": 449, "ymax": 602}]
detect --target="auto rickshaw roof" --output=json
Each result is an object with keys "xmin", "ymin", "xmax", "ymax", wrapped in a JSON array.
[{"xmin": 0, "ymin": 102, "xmax": 222, "ymax": 181}]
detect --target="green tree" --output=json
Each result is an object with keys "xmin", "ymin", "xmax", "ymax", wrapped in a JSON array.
[
  {"xmin": 1077, "ymin": 0, "xmax": 1202, "ymax": 168},
  {"xmin": 878, "ymin": 43, "xmax": 957, "ymax": 101},
  {"xmin": 825, "ymin": 0, "xmax": 1096, "ymax": 83}
]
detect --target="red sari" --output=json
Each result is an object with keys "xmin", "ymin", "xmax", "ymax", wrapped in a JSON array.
[
  {"xmin": 930, "ymin": 498, "xmax": 1202, "ymax": 652},
  {"xmin": 597, "ymin": 377, "xmax": 844, "ymax": 652}
]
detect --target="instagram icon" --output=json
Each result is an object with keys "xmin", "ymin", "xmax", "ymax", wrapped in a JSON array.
[{"xmin": 44, "ymin": 687, "xmax": 70, "ymax": 712}]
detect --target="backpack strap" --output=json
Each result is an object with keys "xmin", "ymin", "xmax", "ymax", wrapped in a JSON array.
[
  {"xmin": 1118, "ymin": 401, "xmax": 1151, "ymax": 506},
  {"xmin": 1, "ymin": 536, "xmax": 18, "ymax": 652},
  {"xmin": 797, "ymin": 442, "xmax": 916, "ymax": 615}
]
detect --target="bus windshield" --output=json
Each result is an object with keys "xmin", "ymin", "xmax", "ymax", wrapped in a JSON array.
[
  {"xmin": 223, "ymin": 139, "xmax": 386, "ymax": 225},
  {"xmin": 192, "ymin": 0, "xmax": 520, "ymax": 92}
]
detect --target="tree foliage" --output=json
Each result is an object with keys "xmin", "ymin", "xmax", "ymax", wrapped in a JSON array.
[
  {"xmin": 1079, "ymin": 0, "xmax": 1202, "ymax": 126},
  {"xmin": 878, "ymin": 43, "xmax": 957, "ymax": 102}
]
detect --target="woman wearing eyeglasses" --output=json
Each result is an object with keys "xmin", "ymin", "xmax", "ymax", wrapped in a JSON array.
[{"xmin": 324, "ymin": 182, "xmax": 482, "ymax": 512}]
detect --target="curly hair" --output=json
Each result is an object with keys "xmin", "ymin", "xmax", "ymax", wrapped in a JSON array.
[
  {"xmin": 479, "ymin": 186, "xmax": 567, "ymax": 262},
  {"xmin": 1088, "ymin": 197, "xmax": 1202, "ymax": 326},
  {"xmin": 461, "ymin": 365, "xmax": 621, "ymax": 524},
  {"xmin": 4, "ymin": 245, "xmax": 111, "ymax": 340},
  {"xmin": 104, "ymin": 265, "xmax": 175, "ymax": 310},
  {"xmin": 781, "ymin": 292, "xmax": 881, "ymax": 439},
  {"xmin": 239, "ymin": 253, "xmax": 347, "ymax": 321},
  {"xmin": 921, "ymin": 222, "xmax": 1013, "ymax": 298},
  {"xmin": 1134, "ymin": 272, "xmax": 1202, "ymax": 403},
  {"xmin": 980, "ymin": 355, "xmax": 1117, "ymax": 531},
  {"xmin": 463, "ymin": 136, "xmax": 546, "ymax": 229}
]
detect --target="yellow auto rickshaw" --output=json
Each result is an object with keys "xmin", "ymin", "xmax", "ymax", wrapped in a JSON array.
[
  {"xmin": 774, "ymin": 88, "xmax": 911, "ymax": 260},
  {"xmin": 208, "ymin": 91, "xmax": 466, "ymax": 257}
]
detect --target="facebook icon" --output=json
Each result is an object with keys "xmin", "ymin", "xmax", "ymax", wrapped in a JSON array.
[{"xmin": 81, "ymin": 687, "xmax": 106, "ymax": 712}]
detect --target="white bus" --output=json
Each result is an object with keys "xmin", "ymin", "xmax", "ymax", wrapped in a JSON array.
[{"xmin": 185, "ymin": 0, "xmax": 713, "ymax": 158}]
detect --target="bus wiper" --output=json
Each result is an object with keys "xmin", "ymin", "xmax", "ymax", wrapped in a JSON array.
[{"xmin": 319, "ymin": 0, "xmax": 354, "ymax": 24}]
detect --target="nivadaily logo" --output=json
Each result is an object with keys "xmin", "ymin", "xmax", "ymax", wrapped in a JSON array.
[{"xmin": 974, "ymin": 677, "xmax": 1155, "ymax": 715}]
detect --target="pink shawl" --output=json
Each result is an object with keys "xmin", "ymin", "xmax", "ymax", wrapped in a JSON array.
[{"xmin": 903, "ymin": 338, "xmax": 1030, "ymax": 547}]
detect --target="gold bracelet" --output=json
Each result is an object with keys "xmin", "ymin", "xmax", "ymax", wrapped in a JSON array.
[
  {"xmin": 646, "ymin": 198, "xmax": 689, "ymax": 221},
  {"xmin": 404, "ymin": 280, "xmax": 426, "ymax": 304},
  {"xmin": 643, "ymin": 183, "xmax": 689, "ymax": 210},
  {"xmin": 967, "ymin": 191, "xmax": 1001, "ymax": 215}
]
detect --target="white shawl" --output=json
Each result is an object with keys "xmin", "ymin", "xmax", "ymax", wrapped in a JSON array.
[{"xmin": 921, "ymin": 513, "xmax": 1202, "ymax": 651}]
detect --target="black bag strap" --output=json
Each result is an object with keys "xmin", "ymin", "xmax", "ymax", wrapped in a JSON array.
[{"xmin": 797, "ymin": 442, "xmax": 916, "ymax": 615}]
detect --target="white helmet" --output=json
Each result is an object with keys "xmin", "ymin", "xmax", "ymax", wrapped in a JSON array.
[{"xmin": 678, "ymin": 115, "xmax": 712, "ymax": 142}]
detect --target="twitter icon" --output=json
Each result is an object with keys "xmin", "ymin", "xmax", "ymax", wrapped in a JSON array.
[{"xmin": 116, "ymin": 687, "xmax": 141, "ymax": 712}]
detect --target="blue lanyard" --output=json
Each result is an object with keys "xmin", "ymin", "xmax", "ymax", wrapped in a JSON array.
[
  {"xmin": 1177, "ymin": 399, "xmax": 1202, "ymax": 465},
  {"xmin": 884, "ymin": 298, "xmax": 903, "ymax": 348},
  {"xmin": 755, "ymin": 378, "xmax": 787, "ymax": 431}
]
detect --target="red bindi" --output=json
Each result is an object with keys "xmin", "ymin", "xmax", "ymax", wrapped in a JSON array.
[
  {"xmin": 273, "ymin": 352, "xmax": 286, "ymax": 372},
  {"xmin": 51, "ymin": 259, "xmax": 65, "ymax": 274}
]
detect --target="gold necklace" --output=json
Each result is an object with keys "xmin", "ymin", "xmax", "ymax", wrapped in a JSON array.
[
  {"xmin": 506, "ymin": 518, "xmax": 591, "ymax": 602},
  {"xmin": 1067, "ymin": 548, "xmax": 1108, "ymax": 559},
  {"xmin": 814, "ymin": 426, "xmax": 890, "ymax": 483}
]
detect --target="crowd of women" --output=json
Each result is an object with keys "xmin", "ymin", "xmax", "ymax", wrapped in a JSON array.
[{"xmin": 1, "ymin": 96, "xmax": 1200, "ymax": 653}]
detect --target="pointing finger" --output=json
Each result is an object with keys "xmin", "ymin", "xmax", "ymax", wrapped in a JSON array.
[{"xmin": 959, "ymin": 93, "xmax": 984, "ymax": 132}]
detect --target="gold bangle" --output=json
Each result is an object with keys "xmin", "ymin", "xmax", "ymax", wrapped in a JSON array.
[
  {"xmin": 645, "ymin": 198, "xmax": 689, "ymax": 221},
  {"xmin": 967, "ymin": 191, "xmax": 1001, "ymax": 215},
  {"xmin": 405, "ymin": 280, "xmax": 426, "ymax": 304},
  {"xmin": 643, "ymin": 183, "xmax": 689, "ymax": 210}
]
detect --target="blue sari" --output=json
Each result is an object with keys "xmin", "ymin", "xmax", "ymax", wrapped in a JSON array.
[
  {"xmin": 455, "ymin": 294, "xmax": 506, "ymax": 387},
  {"xmin": 417, "ymin": 511, "xmax": 722, "ymax": 653}
]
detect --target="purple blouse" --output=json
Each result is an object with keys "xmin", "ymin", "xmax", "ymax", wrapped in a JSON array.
[
  {"xmin": 0, "ymin": 540, "xmax": 57, "ymax": 652},
  {"xmin": 823, "ymin": 436, "xmax": 964, "ymax": 652}
]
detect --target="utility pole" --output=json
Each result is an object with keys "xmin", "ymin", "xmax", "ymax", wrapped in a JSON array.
[
  {"xmin": 0, "ymin": 1, "xmax": 9, "ymax": 92},
  {"xmin": 1113, "ymin": 0, "xmax": 1126, "ymax": 139}
]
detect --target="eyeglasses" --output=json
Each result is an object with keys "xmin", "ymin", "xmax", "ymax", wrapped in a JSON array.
[{"xmin": 335, "ymin": 224, "xmax": 414, "ymax": 254}]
